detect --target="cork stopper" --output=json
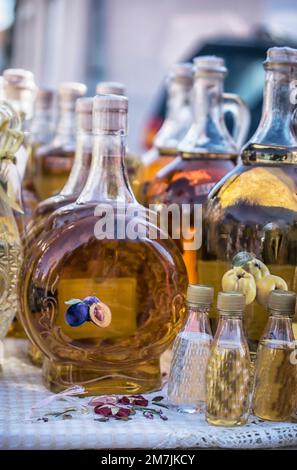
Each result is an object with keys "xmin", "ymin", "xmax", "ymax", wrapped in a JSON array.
[
  {"xmin": 186, "ymin": 284, "xmax": 214, "ymax": 307},
  {"xmin": 58, "ymin": 82, "xmax": 87, "ymax": 110},
  {"xmin": 194, "ymin": 56, "xmax": 227, "ymax": 75},
  {"xmin": 96, "ymin": 81, "xmax": 126, "ymax": 96},
  {"xmin": 35, "ymin": 89, "xmax": 54, "ymax": 109},
  {"xmin": 217, "ymin": 291, "xmax": 245, "ymax": 314},
  {"xmin": 76, "ymin": 97, "xmax": 93, "ymax": 133},
  {"xmin": 265, "ymin": 47, "xmax": 297, "ymax": 67},
  {"xmin": 93, "ymin": 94, "xmax": 128, "ymax": 134},
  {"xmin": 3, "ymin": 68, "xmax": 36, "ymax": 91},
  {"xmin": 168, "ymin": 63, "xmax": 193, "ymax": 87},
  {"xmin": 268, "ymin": 290, "xmax": 296, "ymax": 316}
]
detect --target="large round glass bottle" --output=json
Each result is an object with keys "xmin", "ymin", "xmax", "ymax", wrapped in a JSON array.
[
  {"xmin": 147, "ymin": 56, "xmax": 250, "ymax": 283},
  {"xmin": 200, "ymin": 47, "xmax": 297, "ymax": 347},
  {"xmin": 138, "ymin": 63, "xmax": 193, "ymax": 205},
  {"xmin": 19, "ymin": 94, "xmax": 187, "ymax": 395}
]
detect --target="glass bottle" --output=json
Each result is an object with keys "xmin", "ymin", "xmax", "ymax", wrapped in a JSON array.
[
  {"xmin": 200, "ymin": 47, "xmax": 297, "ymax": 347},
  {"xmin": 252, "ymin": 290, "xmax": 297, "ymax": 421},
  {"xmin": 96, "ymin": 81, "xmax": 141, "ymax": 196},
  {"xmin": 139, "ymin": 63, "xmax": 193, "ymax": 205},
  {"xmin": 19, "ymin": 94, "xmax": 187, "ymax": 395},
  {"xmin": 30, "ymin": 89, "xmax": 54, "ymax": 151},
  {"xmin": 26, "ymin": 97, "xmax": 93, "ymax": 244},
  {"xmin": 206, "ymin": 291, "xmax": 251, "ymax": 426},
  {"xmin": 168, "ymin": 284, "xmax": 214, "ymax": 413},
  {"xmin": 147, "ymin": 56, "xmax": 250, "ymax": 283},
  {"xmin": 35, "ymin": 82, "xmax": 87, "ymax": 200},
  {"xmin": 0, "ymin": 102, "xmax": 23, "ymax": 365},
  {"xmin": 3, "ymin": 68, "xmax": 38, "ymax": 230}
]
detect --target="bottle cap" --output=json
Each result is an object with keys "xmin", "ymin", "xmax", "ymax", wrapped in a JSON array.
[
  {"xmin": 76, "ymin": 97, "xmax": 93, "ymax": 132},
  {"xmin": 35, "ymin": 89, "xmax": 54, "ymax": 109},
  {"xmin": 3, "ymin": 68, "xmax": 36, "ymax": 91},
  {"xmin": 268, "ymin": 290, "xmax": 296, "ymax": 316},
  {"xmin": 96, "ymin": 81, "xmax": 126, "ymax": 96},
  {"xmin": 93, "ymin": 94, "xmax": 128, "ymax": 133},
  {"xmin": 186, "ymin": 284, "xmax": 214, "ymax": 306},
  {"xmin": 168, "ymin": 63, "xmax": 193, "ymax": 87},
  {"xmin": 265, "ymin": 47, "xmax": 297, "ymax": 66},
  {"xmin": 194, "ymin": 56, "xmax": 227, "ymax": 75},
  {"xmin": 217, "ymin": 291, "xmax": 245, "ymax": 314},
  {"xmin": 58, "ymin": 82, "xmax": 87, "ymax": 110}
]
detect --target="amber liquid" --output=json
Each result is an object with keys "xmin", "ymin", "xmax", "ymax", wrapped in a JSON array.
[
  {"xmin": 206, "ymin": 340, "xmax": 251, "ymax": 426},
  {"xmin": 147, "ymin": 155, "xmax": 235, "ymax": 283},
  {"xmin": 200, "ymin": 145, "xmax": 297, "ymax": 344},
  {"xmin": 22, "ymin": 206, "xmax": 187, "ymax": 394},
  {"xmin": 35, "ymin": 146, "xmax": 74, "ymax": 199},
  {"xmin": 253, "ymin": 340, "xmax": 297, "ymax": 421}
]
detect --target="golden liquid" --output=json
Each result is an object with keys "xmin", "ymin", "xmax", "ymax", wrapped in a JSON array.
[
  {"xmin": 21, "ymin": 208, "xmax": 187, "ymax": 394},
  {"xmin": 27, "ymin": 342, "xmax": 43, "ymax": 367},
  {"xmin": 253, "ymin": 340, "xmax": 297, "ymax": 421},
  {"xmin": 206, "ymin": 341, "xmax": 251, "ymax": 426},
  {"xmin": 35, "ymin": 147, "xmax": 74, "ymax": 199}
]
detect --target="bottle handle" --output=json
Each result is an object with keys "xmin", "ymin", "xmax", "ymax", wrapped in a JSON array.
[{"xmin": 223, "ymin": 93, "xmax": 251, "ymax": 149}]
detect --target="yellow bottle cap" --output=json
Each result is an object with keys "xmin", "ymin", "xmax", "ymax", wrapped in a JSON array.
[
  {"xmin": 268, "ymin": 290, "xmax": 296, "ymax": 316},
  {"xmin": 186, "ymin": 284, "xmax": 214, "ymax": 306},
  {"xmin": 217, "ymin": 291, "xmax": 245, "ymax": 313}
]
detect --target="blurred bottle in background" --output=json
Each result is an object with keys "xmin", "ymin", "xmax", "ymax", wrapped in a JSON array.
[
  {"xmin": 34, "ymin": 81, "xmax": 87, "ymax": 200},
  {"xmin": 139, "ymin": 63, "xmax": 193, "ymax": 205},
  {"xmin": 30, "ymin": 88, "xmax": 54, "ymax": 155}
]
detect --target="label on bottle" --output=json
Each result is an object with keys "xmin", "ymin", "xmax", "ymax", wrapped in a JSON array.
[{"xmin": 57, "ymin": 277, "xmax": 137, "ymax": 339}]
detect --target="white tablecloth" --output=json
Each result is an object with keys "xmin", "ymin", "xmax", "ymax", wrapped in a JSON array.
[{"xmin": 1, "ymin": 338, "xmax": 297, "ymax": 450}]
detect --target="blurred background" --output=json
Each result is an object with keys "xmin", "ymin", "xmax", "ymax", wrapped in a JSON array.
[{"xmin": 1, "ymin": 0, "xmax": 297, "ymax": 152}]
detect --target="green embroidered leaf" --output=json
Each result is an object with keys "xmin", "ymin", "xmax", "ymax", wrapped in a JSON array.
[{"xmin": 65, "ymin": 298, "xmax": 82, "ymax": 305}]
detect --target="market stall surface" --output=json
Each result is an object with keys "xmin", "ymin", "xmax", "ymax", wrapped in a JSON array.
[{"xmin": 1, "ymin": 338, "xmax": 297, "ymax": 450}]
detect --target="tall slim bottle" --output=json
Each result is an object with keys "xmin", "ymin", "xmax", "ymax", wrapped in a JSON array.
[
  {"xmin": 253, "ymin": 290, "xmax": 297, "ymax": 421},
  {"xmin": 35, "ymin": 82, "xmax": 87, "ymax": 199},
  {"xmin": 139, "ymin": 63, "xmax": 194, "ymax": 205},
  {"xmin": 148, "ymin": 57, "xmax": 250, "ymax": 283},
  {"xmin": 19, "ymin": 94, "xmax": 187, "ymax": 394},
  {"xmin": 30, "ymin": 89, "xmax": 54, "ymax": 151},
  {"xmin": 206, "ymin": 291, "xmax": 251, "ymax": 426},
  {"xmin": 200, "ymin": 47, "xmax": 297, "ymax": 346}
]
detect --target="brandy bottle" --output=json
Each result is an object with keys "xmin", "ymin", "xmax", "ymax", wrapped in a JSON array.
[
  {"xmin": 252, "ymin": 290, "xmax": 297, "ymax": 421},
  {"xmin": 139, "ymin": 63, "xmax": 193, "ymax": 205},
  {"xmin": 200, "ymin": 47, "xmax": 297, "ymax": 347},
  {"xmin": 147, "ymin": 56, "xmax": 250, "ymax": 283},
  {"xmin": 20, "ymin": 94, "xmax": 187, "ymax": 395},
  {"xmin": 35, "ymin": 82, "xmax": 87, "ymax": 200}
]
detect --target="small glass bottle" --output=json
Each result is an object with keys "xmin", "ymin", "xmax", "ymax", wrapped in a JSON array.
[
  {"xmin": 253, "ymin": 290, "xmax": 297, "ymax": 421},
  {"xmin": 26, "ymin": 97, "xmax": 93, "ymax": 243},
  {"xmin": 35, "ymin": 82, "xmax": 87, "ymax": 200},
  {"xmin": 19, "ymin": 94, "xmax": 187, "ymax": 394},
  {"xmin": 206, "ymin": 291, "xmax": 251, "ymax": 426},
  {"xmin": 30, "ymin": 89, "xmax": 54, "ymax": 151},
  {"xmin": 200, "ymin": 47, "xmax": 297, "ymax": 346},
  {"xmin": 168, "ymin": 284, "xmax": 214, "ymax": 413},
  {"xmin": 147, "ymin": 57, "xmax": 250, "ymax": 283},
  {"xmin": 139, "ymin": 63, "xmax": 193, "ymax": 205}
]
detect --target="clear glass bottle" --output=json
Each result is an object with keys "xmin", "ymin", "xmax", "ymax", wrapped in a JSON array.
[
  {"xmin": 35, "ymin": 82, "xmax": 87, "ymax": 200},
  {"xmin": 206, "ymin": 291, "xmax": 251, "ymax": 426},
  {"xmin": 3, "ymin": 68, "xmax": 38, "ymax": 230},
  {"xmin": 96, "ymin": 81, "xmax": 141, "ymax": 197},
  {"xmin": 0, "ymin": 102, "xmax": 23, "ymax": 364},
  {"xmin": 30, "ymin": 89, "xmax": 54, "ymax": 150},
  {"xmin": 19, "ymin": 94, "xmax": 187, "ymax": 395},
  {"xmin": 253, "ymin": 290, "xmax": 297, "ymax": 421},
  {"xmin": 138, "ymin": 63, "xmax": 194, "ymax": 205},
  {"xmin": 26, "ymin": 97, "xmax": 93, "ymax": 244},
  {"xmin": 200, "ymin": 47, "xmax": 297, "ymax": 347},
  {"xmin": 168, "ymin": 284, "xmax": 214, "ymax": 413},
  {"xmin": 147, "ymin": 56, "xmax": 250, "ymax": 283}
]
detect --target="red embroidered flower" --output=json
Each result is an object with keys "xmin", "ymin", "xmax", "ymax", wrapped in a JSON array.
[{"xmin": 94, "ymin": 405, "xmax": 131, "ymax": 419}]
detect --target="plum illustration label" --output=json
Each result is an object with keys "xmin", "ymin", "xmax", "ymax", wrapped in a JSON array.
[
  {"xmin": 65, "ymin": 295, "xmax": 112, "ymax": 328},
  {"xmin": 222, "ymin": 251, "xmax": 288, "ymax": 306}
]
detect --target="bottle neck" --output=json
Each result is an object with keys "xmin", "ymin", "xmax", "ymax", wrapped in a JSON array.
[
  {"xmin": 30, "ymin": 108, "xmax": 52, "ymax": 143},
  {"xmin": 179, "ymin": 73, "xmax": 237, "ymax": 157},
  {"xmin": 78, "ymin": 132, "xmax": 135, "ymax": 204},
  {"xmin": 182, "ymin": 304, "xmax": 212, "ymax": 336},
  {"xmin": 243, "ymin": 65, "xmax": 297, "ymax": 162},
  {"xmin": 154, "ymin": 81, "xmax": 192, "ymax": 154},
  {"xmin": 61, "ymin": 130, "xmax": 92, "ymax": 197},
  {"xmin": 215, "ymin": 314, "xmax": 246, "ymax": 344},
  {"xmin": 54, "ymin": 105, "xmax": 76, "ymax": 146},
  {"xmin": 262, "ymin": 313, "xmax": 294, "ymax": 343}
]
